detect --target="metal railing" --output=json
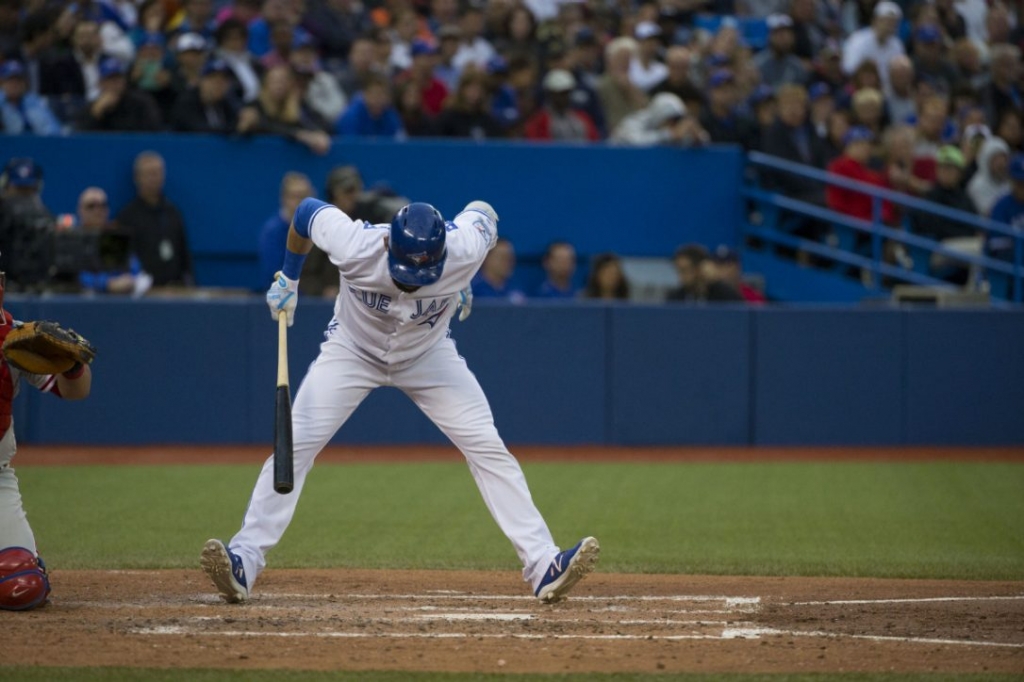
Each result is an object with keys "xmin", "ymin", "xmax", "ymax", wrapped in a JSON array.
[{"xmin": 743, "ymin": 151, "xmax": 1024, "ymax": 303}]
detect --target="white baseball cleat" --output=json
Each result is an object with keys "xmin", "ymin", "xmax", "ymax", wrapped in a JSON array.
[
  {"xmin": 200, "ymin": 539, "xmax": 249, "ymax": 603},
  {"xmin": 534, "ymin": 536, "xmax": 600, "ymax": 603}
]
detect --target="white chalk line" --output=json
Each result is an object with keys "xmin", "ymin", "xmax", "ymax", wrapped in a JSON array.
[
  {"xmin": 188, "ymin": 614, "xmax": 721, "ymax": 626},
  {"xmin": 789, "ymin": 595, "xmax": 1024, "ymax": 606},
  {"xmin": 723, "ymin": 627, "xmax": 1024, "ymax": 649}
]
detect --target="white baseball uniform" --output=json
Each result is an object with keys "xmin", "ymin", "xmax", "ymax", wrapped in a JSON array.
[{"xmin": 227, "ymin": 203, "xmax": 563, "ymax": 591}]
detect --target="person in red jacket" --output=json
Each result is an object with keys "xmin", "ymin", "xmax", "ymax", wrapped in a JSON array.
[
  {"xmin": 826, "ymin": 126, "xmax": 897, "ymax": 224},
  {"xmin": 524, "ymin": 69, "xmax": 600, "ymax": 142}
]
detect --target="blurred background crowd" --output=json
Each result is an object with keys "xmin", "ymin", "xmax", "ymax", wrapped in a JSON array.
[{"xmin": 0, "ymin": 0, "xmax": 1022, "ymax": 301}]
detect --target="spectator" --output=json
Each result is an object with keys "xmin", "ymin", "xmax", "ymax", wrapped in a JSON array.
[
  {"xmin": 0, "ymin": 61, "xmax": 62, "ymax": 135},
  {"xmin": 213, "ymin": 18, "xmax": 261, "ymax": 104},
  {"xmin": 485, "ymin": 55, "xmax": 519, "ymax": 131},
  {"xmin": 337, "ymin": 37, "xmax": 381, "ymax": 99},
  {"xmin": 10, "ymin": 10, "xmax": 57, "ymax": 96},
  {"xmin": 0, "ymin": 157, "xmax": 54, "ymax": 291},
  {"xmin": 394, "ymin": 78, "xmax": 437, "ymax": 137},
  {"xmin": 583, "ymin": 252, "xmax": 630, "ymax": 300},
  {"xmin": 651, "ymin": 46, "xmax": 703, "ymax": 116},
  {"xmin": 258, "ymin": 171, "xmax": 314, "ymax": 287},
  {"xmin": 385, "ymin": 8, "xmax": 421, "ymax": 74},
  {"xmin": 885, "ymin": 55, "xmax": 917, "ymax": 124},
  {"xmin": 494, "ymin": 5, "xmax": 540, "ymax": 65},
  {"xmin": 299, "ymin": 166, "xmax": 358, "ymax": 298},
  {"xmin": 666, "ymin": 244, "xmax": 744, "ymax": 302},
  {"xmin": 951, "ymin": 38, "xmax": 986, "ymax": 91},
  {"xmin": 709, "ymin": 246, "xmax": 766, "ymax": 303},
  {"xmin": 911, "ymin": 24, "xmax": 957, "ymax": 94},
  {"xmin": 978, "ymin": 44, "xmax": 1022, "ymax": 132},
  {"xmin": 169, "ymin": 0, "xmax": 217, "ymax": 41},
  {"xmin": 436, "ymin": 69, "xmax": 503, "ymax": 140},
  {"xmin": 129, "ymin": 32, "xmax": 175, "ymax": 119},
  {"xmin": 629, "ymin": 21, "xmax": 667, "ymax": 93},
  {"xmin": 841, "ymin": 0, "xmax": 905, "ymax": 92},
  {"xmin": 596, "ymin": 37, "xmax": 647, "ymax": 135},
  {"xmin": 300, "ymin": 0, "xmax": 370, "ymax": 68},
  {"xmin": 850, "ymin": 86, "xmax": 886, "ymax": 138},
  {"xmin": 452, "ymin": 4, "xmax": 496, "ymax": 73},
  {"xmin": 553, "ymin": 30, "xmax": 607, "ymax": 138},
  {"xmin": 748, "ymin": 85, "xmax": 777, "ymax": 148},
  {"xmin": 761, "ymin": 83, "xmax": 827, "ymax": 204},
  {"xmin": 524, "ymin": 69, "xmax": 600, "ymax": 142},
  {"xmin": 434, "ymin": 25, "xmax": 463, "ymax": 91},
  {"xmin": 808, "ymin": 82, "xmax": 835, "ymax": 138},
  {"xmin": 699, "ymin": 69, "xmax": 757, "ymax": 149},
  {"xmin": 169, "ymin": 58, "xmax": 241, "ymax": 133},
  {"xmin": 115, "ymin": 151, "xmax": 193, "ymax": 287},
  {"xmin": 754, "ymin": 14, "xmax": 808, "ymax": 87},
  {"xmin": 74, "ymin": 186, "xmax": 147, "ymax": 295},
  {"xmin": 909, "ymin": 145, "xmax": 980, "ymax": 282},
  {"xmin": 76, "ymin": 57, "xmax": 162, "ymax": 131},
  {"xmin": 934, "ymin": 0, "xmax": 967, "ymax": 41},
  {"xmin": 996, "ymin": 110, "xmax": 1023, "ymax": 154},
  {"xmin": 910, "ymin": 95, "xmax": 950, "ymax": 183},
  {"xmin": 290, "ymin": 33, "xmax": 347, "ymax": 126},
  {"xmin": 789, "ymin": 0, "xmax": 828, "ymax": 61},
  {"xmin": 130, "ymin": 0, "xmax": 166, "ymax": 48},
  {"xmin": 337, "ymin": 73, "xmax": 404, "ymax": 138},
  {"xmin": 811, "ymin": 41, "xmax": 846, "ymax": 94},
  {"xmin": 987, "ymin": 154, "xmax": 1024, "ymax": 266},
  {"xmin": 821, "ymin": 108, "xmax": 853, "ymax": 162},
  {"xmin": 240, "ymin": 64, "xmax": 333, "ymax": 153},
  {"xmin": 611, "ymin": 92, "xmax": 708, "ymax": 146},
  {"xmin": 884, "ymin": 124, "xmax": 933, "ymax": 198},
  {"xmin": 396, "ymin": 39, "xmax": 449, "ymax": 117},
  {"xmin": 826, "ymin": 126, "xmax": 897, "ymax": 224},
  {"xmin": 535, "ymin": 240, "xmax": 578, "ymax": 298},
  {"xmin": 39, "ymin": 19, "xmax": 105, "ymax": 111},
  {"xmin": 968, "ymin": 136, "xmax": 1011, "ymax": 217},
  {"xmin": 471, "ymin": 236, "xmax": 525, "ymax": 302}
]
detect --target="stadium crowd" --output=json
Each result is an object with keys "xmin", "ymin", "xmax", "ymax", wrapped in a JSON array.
[{"xmin": 0, "ymin": 0, "xmax": 1022, "ymax": 299}]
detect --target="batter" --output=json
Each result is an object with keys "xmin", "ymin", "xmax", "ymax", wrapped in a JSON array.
[{"xmin": 201, "ymin": 199, "xmax": 599, "ymax": 603}]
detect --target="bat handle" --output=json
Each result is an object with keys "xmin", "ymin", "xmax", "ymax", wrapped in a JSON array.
[{"xmin": 277, "ymin": 312, "xmax": 289, "ymax": 388}]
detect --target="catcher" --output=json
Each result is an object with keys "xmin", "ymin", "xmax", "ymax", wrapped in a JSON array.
[{"xmin": 0, "ymin": 269, "xmax": 95, "ymax": 610}]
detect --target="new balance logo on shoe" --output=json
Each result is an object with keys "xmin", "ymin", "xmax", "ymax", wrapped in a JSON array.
[{"xmin": 534, "ymin": 536, "xmax": 600, "ymax": 604}]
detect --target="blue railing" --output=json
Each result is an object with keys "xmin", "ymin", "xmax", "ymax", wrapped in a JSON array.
[{"xmin": 743, "ymin": 151, "xmax": 1024, "ymax": 304}]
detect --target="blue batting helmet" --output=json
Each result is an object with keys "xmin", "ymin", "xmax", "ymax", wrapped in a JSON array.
[{"xmin": 388, "ymin": 202, "xmax": 447, "ymax": 287}]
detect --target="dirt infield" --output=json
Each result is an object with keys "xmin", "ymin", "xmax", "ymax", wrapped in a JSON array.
[
  {"xmin": 8, "ymin": 445, "xmax": 1023, "ymax": 675},
  {"xmin": 4, "ymin": 570, "xmax": 1022, "ymax": 674}
]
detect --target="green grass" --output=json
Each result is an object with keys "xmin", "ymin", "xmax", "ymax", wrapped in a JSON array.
[
  {"xmin": 0, "ymin": 670, "xmax": 1020, "ymax": 682},
  {"xmin": 18, "ymin": 461, "xmax": 1024, "ymax": 580}
]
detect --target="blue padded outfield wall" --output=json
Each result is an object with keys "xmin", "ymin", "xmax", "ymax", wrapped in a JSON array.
[
  {"xmin": 1, "ymin": 136, "xmax": 744, "ymax": 289},
  {"xmin": 7, "ymin": 298, "xmax": 1024, "ymax": 447}
]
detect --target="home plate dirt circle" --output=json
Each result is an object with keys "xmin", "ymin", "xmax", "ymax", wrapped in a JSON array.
[{"xmin": 6, "ymin": 569, "xmax": 1023, "ymax": 674}]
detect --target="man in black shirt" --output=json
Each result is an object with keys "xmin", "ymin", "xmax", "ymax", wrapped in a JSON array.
[
  {"xmin": 76, "ymin": 56, "xmax": 162, "ymax": 132},
  {"xmin": 115, "ymin": 151, "xmax": 193, "ymax": 287}
]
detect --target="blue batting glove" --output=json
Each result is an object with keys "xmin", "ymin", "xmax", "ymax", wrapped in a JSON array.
[{"xmin": 267, "ymin": 271, "xmax": 299, "ymax": 326}]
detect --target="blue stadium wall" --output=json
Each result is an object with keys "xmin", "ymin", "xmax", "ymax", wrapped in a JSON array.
[
  {"xmin": 2, "ymin": 135, "xmax": 744, "ymax": 289},
  {"xmin": 7, "ymin": 298, "xmax": 1024, "ymax": 446}
]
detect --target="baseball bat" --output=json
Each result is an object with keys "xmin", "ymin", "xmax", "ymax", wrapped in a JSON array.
[{"xmin": 273, "ymin": 312, "xmax": 294, "ymax": 494}]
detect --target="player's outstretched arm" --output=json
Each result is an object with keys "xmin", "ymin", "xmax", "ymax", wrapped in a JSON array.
[{"xmin": 56, "ymin": 363, "xmax": 92, "ymax": 400}]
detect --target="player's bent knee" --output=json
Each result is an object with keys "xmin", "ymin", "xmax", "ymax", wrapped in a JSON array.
[{"xmin": 0, "ymin": 547, "xmax": 51, "ymax": 611}]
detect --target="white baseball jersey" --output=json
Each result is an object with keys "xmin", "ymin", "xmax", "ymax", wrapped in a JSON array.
[
  {"xmin": 227, "ymin": 203, "xmax": 563, "ymax": 596},
  {"xmin": 310, "ymin": 205, "xmax": 496, "ymax": 365}
]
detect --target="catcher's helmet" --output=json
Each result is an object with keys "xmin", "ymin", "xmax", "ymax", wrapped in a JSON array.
[{"xmin": 388, "ymin": 202, "xmax": 447, "ymax": 287}]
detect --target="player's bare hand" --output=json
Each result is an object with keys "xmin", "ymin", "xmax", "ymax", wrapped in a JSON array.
[
  {"xmin": 296, "ymin": 130, "xmax": 332, "ymax": 156},
  {"xmin": 267, "ymin": 272, "xmax": 299, "ymax": 327}
]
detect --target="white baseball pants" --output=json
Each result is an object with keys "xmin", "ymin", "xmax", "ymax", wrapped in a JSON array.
[{"xmin": 229, "ymin": 334, "xmax": 560, "ymax": 591}]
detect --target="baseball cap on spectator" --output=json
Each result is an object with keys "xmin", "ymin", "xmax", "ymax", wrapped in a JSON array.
[
  {"xmin": 486, "ymin": 55, "xmax": 508, "ymax": 75},
  {"xmin": 202, "ymin": 57, "xmax": 232, "ymax": 76},
  {"xmin": 707, "ymin": 69, "xmax": 735, "ymax": 88},
  {"xmin": 749, "ymin": 84, "xmax": 775, "ymax": 105},
  {"xmin": 873, "ymin": 1, "xmax": 902, "ymax": 19},
  {"xmin": 964, "ymin": 123, "xmax": 991, "ymax": 141},
  {"xmin": 411, "ymin": 39, "xmax": 438, "ymax": 57},
  {"xmin": 1009, "ymin": 154, "xmax": 1024, "ymax": 181},
  {"xmin": 634, "ymin": 21, "xmax": 661, "ymax": 40},
  {"xmin": 293, "ymin": 29, "xmax": 317, "ymax": 50},
  {"xmin": 176, "ymin": 32, "xmax": 207, "ymax": 53},
  {"xmin": 0, "ymin": 60, "xmax": 26, "ymax": 79},
  {"xmin": 842, "ymin": 125, "xmax": 874, "ymax": 146},
  {"xmin": 915, "ymin": 24, "xmax": 942, "ymax": 44},
  {"xmin": 574, "ymin": 27, "xmax": 597, "ymax": 47},
  {"xmin": 3, "ymin": 158, "xmax": 42, "ymax": 187},
  {"xmin": 712, "ymin": 245, "xmax": 739, "ymax": 263},
  {"xmin": 808, "ymin": 82, "xmax": 831, "ymax": 100},
  {"xmin": 936, "ymin": 145, "xmax": 965, "ymax": 168},
  {"xmin": 98, "ymin": 56, "xmax": 126, "ymax": 79},
  {"xmin": 542, "ymin": 68, "xmax": 575, "ymax": 92},
  {"xmin": 766, "ymin": 13, "xmax": 794, "ymax": 30}
]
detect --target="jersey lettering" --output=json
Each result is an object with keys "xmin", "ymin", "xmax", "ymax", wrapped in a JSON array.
[
  {"xmin": 410, "ymin": 297, "xmax": 451, "ymax": 328},
  {"xmin": 347, "ymin": 286, "xmax": 391, "ymax": 312}
]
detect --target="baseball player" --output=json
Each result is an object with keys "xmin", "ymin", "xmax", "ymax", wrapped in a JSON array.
[
  {"xmin": 202, "ymin": 199, "xmax": 599, "ymax": 603},
  {"xmin": 0, "ymin": 267, "xmax": 95, "ymax": 610}
]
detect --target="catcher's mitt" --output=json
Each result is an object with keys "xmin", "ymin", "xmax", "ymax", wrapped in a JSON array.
[{"xmin": 2, "ymin": 321, "xmax": 96, "ymax": 375}]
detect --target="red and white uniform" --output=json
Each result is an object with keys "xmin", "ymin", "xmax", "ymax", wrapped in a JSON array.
[
  {"xmin": 228, "ymin": 206, "xmax": 565, "ymax": 593},
  {"xmin": 0, "ymin": 311, "xmax": 60, "ymax": 553}
]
